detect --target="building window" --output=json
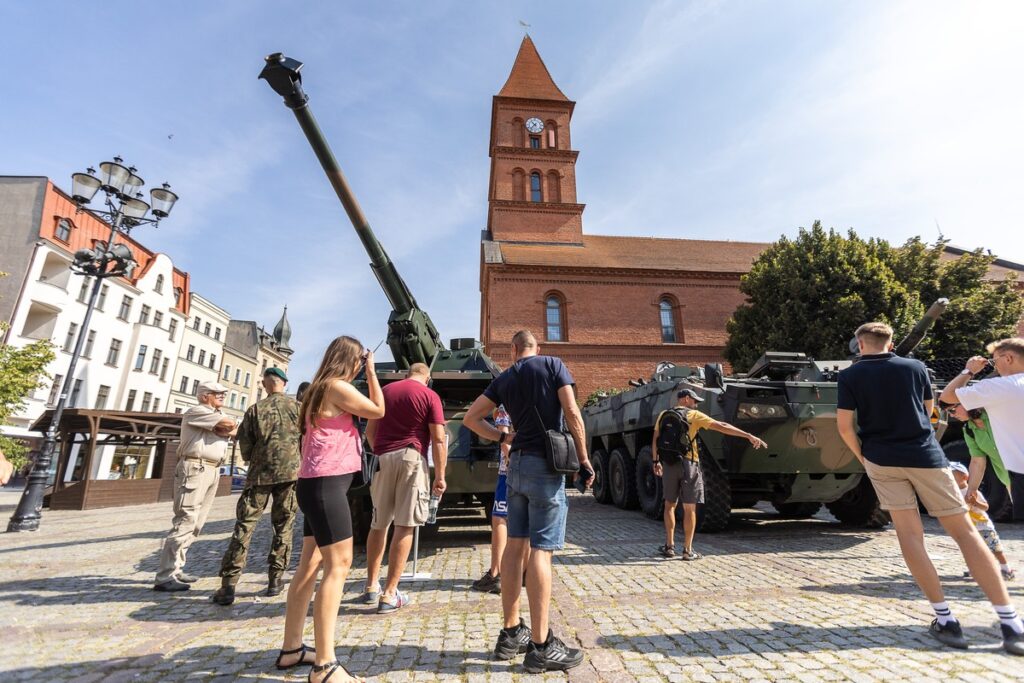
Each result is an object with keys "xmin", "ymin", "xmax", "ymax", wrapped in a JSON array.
[
  {"xmin": 546, "ymin": 121, "xmax": 558, "ymax": 148},
  {"xmin": 214, "ymin": 327, "xmax": 221, "ymax": 341},
  {"xmin": 240, "ymin": 396, "xmax": 247, "ymax": 410},
  {"xmin": 19, "ymin": 302, "xmax": 59, "ymax": 341},
  {"xmin": 160, "ymin": 357, "xmax": 169, "ymax": 381},
  {"xmin": 141, "ymin": 392, "xmax": 153, "ymax": 412},
  {"xmin": 197, "ymin": 349, "xmax": 206, "ymax": 366},
  {"xmin": 173, "ymin": 288, "xmax": 182, "ymax": 306},
  {"xmin": 530, "ymin": 172, "xmax": 542, "ymax": 202},
  {"xmin": 203, "ymin": 322, "xmax": 211, "ymax": 336},
  {"xmin": 139, "ymin": 304, "xmax": 151, "ymax": 325},
  {"xmin": 94, "ymin": 385, "xmax": 111, "ymax": 410},
  {"xmin": 257, "ymin": 388, "xmax": 263, "ymax": 402},
  {"xmin": 77, "ymin": 279, "xmax": 89, "ymax": 303},
  {"xmin": 97, "ymin": 284, "xmax": 108, "ymax": 311},
  {"xmin": 229, "ymin": 392, "xmax": 237, "ymax": 408},
  {"xmin": 125, "ymin": 389, "xmax": 137, "ymax": 411},
  {"xmin": 512, "ymin": 117, "xmax": 525, "ymax": 146},
  {"xmin": 193, "ymin": 316, "xmax": 201, "ymax": 330},
  {"xmin": 55, "ymin": 218, "xmax": 72, "ymax": 242},
  {"xmin": 134, "ymin": 345, "xmax": 148, "ymax": 371},
  {"xmin": 529, "ymin": 136, "xmax": 541, "ymax": 149},
  {"xmin": 106, "ymin": 339, "xmax": 122, "ymax": 366},
  {"xmin": 69, "ymin": 379, "xmax": 83, "ymax": 407},
  {"xmin": 117, "ymin": 295, "xmax": 133, "ymax": 321},
  {"xmin": 179, "ymin": 376, "xmax": 189, "ymax": 393},
  {"xmin": 244, "ymin": 372, "xmax": 251, "ymax": 388},
  {"xmin": 186, "ymin": 344, "xmax": 195, "ymax": 361},
  {"xmin": 234, "ymin": 368, "xmax": 241, "ymax": 385},
  {"xmin": 209, "ymin": 353, "xmax": 216, "ymax": 370},
  {"xmin": 47, "ymin": 375, "xmax": 63, "ymax": 407},
  {"xmin": 149, "ymin": 349, "xmax": 163, "ymax": 374},
  {"xmin": 659, "ymin": 298, "xmax": 678, "ymax": 343},
  {"xmin": 546, "ymin": 171, "xmax": 561, "ymax": 203},
  {"xmin": 63, "ymin": 322, "xmax": 79, "ymax": 352},
  {"xmin": 191, "ymin": 379, "xmax": 199, "ymax": 396},
  {"xmin": 153, "ymin": 310, "xmax": 163, "ymax": 329},
  {"xmin": 262, "ymin": 358, "xmax": 268, "ymax": 372},
  {"xmin": 223, "ymin": 364, "xmax": 231, "ymax": 381},
  {"xmin": 545, "ymin": 294, "xmax": 565, "ymax": 342},
  {"xmin": 168, "ymin": 319, "xmax": 178, "ymax": 342},
  {"xmin": 152, "ymin": 397, "xmax": 160, "ymax": 412},
  {"xmin": 512, "ymin": 168, "xmax": 526, "ymax": 201},
  {"xmin": 83, "ymin": 330, "xmax": 96, "ymax": 358},
  {"xmin": 39, "ymin": 252, "xmax": 72, "ymax": 289},
  {"xmin": 154, "ymin": 274, "xmax": 164, "ymax": 293}
]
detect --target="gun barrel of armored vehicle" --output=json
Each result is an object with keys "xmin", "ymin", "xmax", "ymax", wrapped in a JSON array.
[
  {"xmin": 259, "ymin": 53, "xmax": 443, "ymax": 368},
  {"xmin": 893, "ymin": 298, "xmax": 949, "ymax": 357}
]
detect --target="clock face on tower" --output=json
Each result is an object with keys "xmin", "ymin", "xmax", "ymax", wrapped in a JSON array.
[{"xmin": 525, "ymin": 117, "xmax": 545, "ymax": 134}]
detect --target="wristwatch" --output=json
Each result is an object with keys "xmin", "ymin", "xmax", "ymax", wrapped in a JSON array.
[
  {"xmin": 960, "ymin": 369, "xmax": 973, "ymax": 376},
  {"xmin": 498, "ymin": 432, "xmax": 507, "ymax": 444}
]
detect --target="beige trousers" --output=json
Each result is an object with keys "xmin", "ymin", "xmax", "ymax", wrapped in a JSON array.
[{"xmin": 155, "ymin": 459, "xmax": 221, "ymax": 584}]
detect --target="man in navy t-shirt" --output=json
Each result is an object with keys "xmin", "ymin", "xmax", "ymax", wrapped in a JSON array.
[
  {"xmin": 837, "ymin": 321, "xmax": 1023, "ymax": 655},
  {"xmin": 464, "ymin": 330, "xmax": 592, "ymax": 673}
]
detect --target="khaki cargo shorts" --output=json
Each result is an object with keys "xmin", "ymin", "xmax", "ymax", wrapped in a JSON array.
[
  {"xmin": 662, "ymin": 459, "xmax": 704, "ymax": 505},
  {"xmin": 862, "ymin": 460, "xmax": 967, "ymax": 517},
  {"xmin": 370, "ymin": 446, "xmax": 430, "ymax": 529}
]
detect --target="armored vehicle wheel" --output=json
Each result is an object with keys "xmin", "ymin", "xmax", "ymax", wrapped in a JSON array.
[
  {"xmin": 942, "ymin": 439, "xmax": 1013, "ymax": 521},
  {"xmin": 591, "ymin": 449, "xmax": 612, "ymax": 504},
  {"xmin": 696, "ymin": 453, "xmax": 731, "ymax": 533},
  {"xmin": 635, "ymin": 446, "xmax": 664, "ymax": 519},
  {"xmin": 772, "ymin": 502, "xmax": 822, "ymax": 518},
  {"xmin": 609, "ymin": 447, "xmax": 639, "ymax": 510},
  {"xmin": 826, "ymin": 476, "xmax": 890, "ymax": 528}
]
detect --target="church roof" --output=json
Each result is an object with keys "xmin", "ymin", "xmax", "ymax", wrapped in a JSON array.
[
  {"xmin": 497, "ymin": 35, "xmax": 569, "ymax": 101},
  {"xmin": 497, "ymin": 235, "xmax": 769, "ymax": 273}
]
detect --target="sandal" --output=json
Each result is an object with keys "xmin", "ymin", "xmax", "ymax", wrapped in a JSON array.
[
  {"xmin": 309, "ymin": 660, "xmax": 362, "ymax": 683},
  {"xmin": 276, "ymin": 643, "xmax": 315, "ymax": 670},
  {"xmin": 681, "ymin": 549, "xmax": 704, "ymax": 561},
  {"xmin": 658, "ymin": 544, "xmax": 675, "ymax": 558}
]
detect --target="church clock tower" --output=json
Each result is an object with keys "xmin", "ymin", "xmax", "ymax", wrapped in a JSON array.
[{"xmin": 487, "ymin": 36, "xmax": 584, "ymax": 244}]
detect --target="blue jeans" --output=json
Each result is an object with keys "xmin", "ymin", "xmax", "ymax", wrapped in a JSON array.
[{"xmin": 506, "ymin": 451, "xmax": 568, "ymax": 550}]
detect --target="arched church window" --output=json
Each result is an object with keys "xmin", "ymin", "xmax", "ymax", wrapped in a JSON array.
[
  {"xmin": 659, "ymin": 297, "xmax": 681, "ymax": 343},
  {"xmin": 545, "ymin": 121, "xmax": 558, "ymax": 148},
  {"xmin": 512, "ymin": 169, "xmax": 526, "ymax": 201},
  {"xmin": 512, "ymin": 118, "xmax": 525, "ymax": 147},
  {"xmin": 546, "ymin": 294, "xmax": 565, "ymax": 342},
  {"xmin": 546, "ymin": 171, "xmax": 561, "ymax": 203},
  {"xmin": 530, "ymin": 172, "xmax": 542, "ymax": 202}
]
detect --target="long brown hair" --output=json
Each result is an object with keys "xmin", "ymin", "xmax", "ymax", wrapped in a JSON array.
[{"xmin": 300, "ymin": 335, "xmax": 363, "ymax": 434}]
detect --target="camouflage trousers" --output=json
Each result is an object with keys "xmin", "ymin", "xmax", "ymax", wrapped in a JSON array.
[{"xmin": 218, "ymin": 481, "xmax": 297, "ymax": 586}]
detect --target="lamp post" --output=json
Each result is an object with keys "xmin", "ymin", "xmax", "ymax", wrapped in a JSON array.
[{"xmin": 7, "ymin": 157, "xmax": 179, "ymax": 532}]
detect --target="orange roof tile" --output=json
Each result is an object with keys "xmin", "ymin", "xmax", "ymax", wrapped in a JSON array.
[
  {"xmin": 497, "ymin": 36, "xmax": 569, "ymax": 101},
  {"xmin": 497, "ymin": 234, "xmax": 769, "ymax": 273}
]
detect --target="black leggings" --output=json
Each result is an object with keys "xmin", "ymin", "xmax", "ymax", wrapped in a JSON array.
[{"xmin": 297, "ymin": 474, "xmax": 355, "ymax": 547}]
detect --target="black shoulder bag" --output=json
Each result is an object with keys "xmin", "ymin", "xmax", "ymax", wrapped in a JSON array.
[{"xmin": 512, "ymin": 361, "xmax": 580, "ymax": 474}]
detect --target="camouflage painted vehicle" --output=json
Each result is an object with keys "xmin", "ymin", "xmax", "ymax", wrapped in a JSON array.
[
  {"xmin": 582, "ymin": 301, "xmax": 954, "ymax": 532},
  {"xmin": 260, "ymin": 54, "xmax": 502, "ymax": 540}
]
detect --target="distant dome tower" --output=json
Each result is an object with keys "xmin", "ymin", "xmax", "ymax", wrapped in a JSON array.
[{"xmin": 273, "ymin": 305, "xmax": 293, "ymax": 356}]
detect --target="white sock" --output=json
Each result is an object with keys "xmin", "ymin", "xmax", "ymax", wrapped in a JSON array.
[
  {"xmin": 931, "ymin": 601, "xmax": 956, "ymax": 626},
  {"xmin": 1000, "ymin": 563, "xmax": 1010, "ymax": 572},
  {"xmin": 993, "ymin": 605, "xmax": 1024, "ymax": 634}
]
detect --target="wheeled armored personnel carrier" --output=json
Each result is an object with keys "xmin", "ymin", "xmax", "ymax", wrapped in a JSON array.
[
  {"xmin": 582, "ymin": 301, "xmax": 957, "ymax": 532},
  {"xmin": 260, "ymin": 54, "xmax": 502, "ymax": 540}
]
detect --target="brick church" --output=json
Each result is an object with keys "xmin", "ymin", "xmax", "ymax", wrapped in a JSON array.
[{"xmin": 479, "ymin": 36, "xmax": 767, "ymax": 396}]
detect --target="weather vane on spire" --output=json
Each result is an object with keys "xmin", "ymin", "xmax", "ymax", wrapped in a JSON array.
[{"xmin": 519, "ymin": 19, "xmax": 531, "ymax": 32}]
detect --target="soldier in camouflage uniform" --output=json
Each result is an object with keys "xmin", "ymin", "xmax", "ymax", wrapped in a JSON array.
[{"xmin": 212, "ymin": 367, "xmax": 301, "ymax": 605}]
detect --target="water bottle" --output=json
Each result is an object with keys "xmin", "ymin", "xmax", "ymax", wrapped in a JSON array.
[{"xmin": 426, "ymin": 493, "xmax": 441, "ymax": 525}]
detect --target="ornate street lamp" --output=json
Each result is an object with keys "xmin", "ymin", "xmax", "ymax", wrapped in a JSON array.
[{"xmin": 7, "ymin": 158, "xmax": 179, "ymax": 532}]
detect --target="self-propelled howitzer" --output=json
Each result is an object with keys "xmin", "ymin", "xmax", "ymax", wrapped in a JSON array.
[{"xmin": 259, "ymin": 53, "xmax": 502, "ymax": 539}]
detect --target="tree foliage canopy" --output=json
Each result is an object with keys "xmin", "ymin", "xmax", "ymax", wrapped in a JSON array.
[{"xmin": 724, "ymin": 222, "xmax": 1023, "ymax": 371}]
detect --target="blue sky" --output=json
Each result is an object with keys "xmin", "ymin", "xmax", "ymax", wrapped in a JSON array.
[{"xmin": 3, "ymin": 1, "xmax": 1023, "ymax": 383}]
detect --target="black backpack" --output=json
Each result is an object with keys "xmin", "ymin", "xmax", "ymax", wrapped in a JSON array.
[{"xmin": 656, "ymin": 408, "xmax": 693, "ymax": 465}]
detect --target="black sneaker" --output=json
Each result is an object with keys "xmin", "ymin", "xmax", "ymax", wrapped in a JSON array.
[
  {"xmin": 1002, "ymin": 624, "xmax": 1024, "ymax": 656},
  {"xmin": 523, "ymin": 631, "xmax": 585, "ymax": 673},
  {"xmin": 494, "ymin": 620, "xmax": 532, "ymax": 660},
  {"xmin": 472, "ymin": 571, "xmax": 501, "ymax": 594},
  {"xmin": 929, "ymin": 619, "xmax": 968, "ymax": 650}
]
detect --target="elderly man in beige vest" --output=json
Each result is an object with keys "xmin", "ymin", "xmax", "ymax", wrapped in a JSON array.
[{"xmin": 154, "ymin": 381, "xmax": 236, "ymax": 592}]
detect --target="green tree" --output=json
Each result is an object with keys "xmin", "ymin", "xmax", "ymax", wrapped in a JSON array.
[
  {"xmin": 724, "ymin": 223, "xmax": 1022, "ymax": 371},
  {"xmin": 1, "ymin": 272, "xmax": 56, "ymax": 470}
]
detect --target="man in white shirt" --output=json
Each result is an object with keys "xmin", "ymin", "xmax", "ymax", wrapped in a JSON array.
[{"xmin": 940, "ymin": 338, "xmax": 1024, "ymax": 478}]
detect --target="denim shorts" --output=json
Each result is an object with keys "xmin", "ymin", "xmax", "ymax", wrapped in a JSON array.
[{"xmin": 506, "ymin": 451, "xmax": 568, "ymax": 550}]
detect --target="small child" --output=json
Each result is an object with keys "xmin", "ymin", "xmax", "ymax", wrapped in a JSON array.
[{"xmin": 950, "ymin": 461, "xmax": 1015, "ymax": 581}]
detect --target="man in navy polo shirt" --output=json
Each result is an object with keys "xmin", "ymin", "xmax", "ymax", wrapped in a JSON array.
[
  {"xmin": 464, "ymin": 329, "xmax": 593, "ymax": 673},
  {"xmin": 837, "ymin": 321, "xmax": 1023, "ymax": 655}
]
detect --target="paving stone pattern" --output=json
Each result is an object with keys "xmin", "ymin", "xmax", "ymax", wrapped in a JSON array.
[{"xmin": 1, "ymin": 491, "xmax": 1022, "ymax": 682}]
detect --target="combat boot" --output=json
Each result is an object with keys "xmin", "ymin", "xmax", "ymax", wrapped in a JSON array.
[
  {"xmin": 267, "ymin": 573, "xmax": 285, "ymax": 597},
  {"xmin": 211, "ymin": 584, "xmax": 235, "ymax": 606}
]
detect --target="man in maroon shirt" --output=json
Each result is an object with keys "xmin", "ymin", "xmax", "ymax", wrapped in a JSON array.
[{"xmin": 361, "ymin": 362, "xmax": 447, "ymax": 612}]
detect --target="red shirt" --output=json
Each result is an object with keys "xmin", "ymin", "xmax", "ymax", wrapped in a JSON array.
[{"xmin": 373, "ymin": 378, "xmax": 445, "ymax": 456}]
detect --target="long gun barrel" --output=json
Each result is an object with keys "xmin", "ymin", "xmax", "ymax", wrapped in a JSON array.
[
  {"xmin": 259, "ymin": 53, "xmax": 443, "ymax": 368},
  {"xmin": 894, "ymin": 298, "xmax": 948, "ymax": 357}
]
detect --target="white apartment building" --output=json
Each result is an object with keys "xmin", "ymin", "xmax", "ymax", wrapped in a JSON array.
[{"xmin": 168, "ymin": 293, "xmax": 229, "ymax": 413}]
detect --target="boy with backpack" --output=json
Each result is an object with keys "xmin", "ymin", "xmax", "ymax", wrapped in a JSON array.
[{"xmin": 653, "ymin": 387, "xmax": 767, "ymax": 559}]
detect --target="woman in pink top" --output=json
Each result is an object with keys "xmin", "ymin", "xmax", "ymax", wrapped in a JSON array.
[{"xmin": 275, "ymin": 335, "xmax": 383, "ymax": 683}]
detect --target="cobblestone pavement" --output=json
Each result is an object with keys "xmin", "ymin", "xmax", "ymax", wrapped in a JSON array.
[{"xmin": 1, "ymin": 489, "xmax": 1022, "ymax": 682}]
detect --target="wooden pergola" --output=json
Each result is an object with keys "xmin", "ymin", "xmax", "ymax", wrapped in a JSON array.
[{"xmin": 31, "ymin": 409, "xmax": 230, "ymax": 510}]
